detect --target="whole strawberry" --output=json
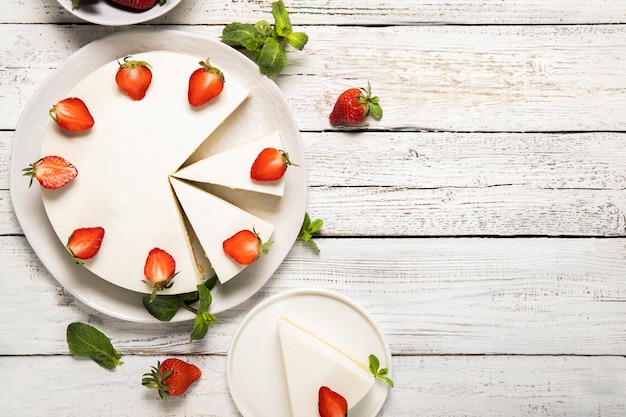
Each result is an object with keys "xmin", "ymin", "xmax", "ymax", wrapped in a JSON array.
[
  {"xmin": 223, "ymin": 229, "xmax": 273, "ymax": 265},
  {"xmin": 23, "ymin": 155, "xmax": 78, "ymax": 189},
  {"xmin": 329, "ymin": 81, "xmax": 383, "ymax": 126},
  {"xmin": 49, "ymin": 97, "xmax": 94, "ymax": 131},
  {"xmin": 188, "ymin": 58, "xmax": 225, "ymax": 107},
  {"xmin": 142, "ymin": 358, "xmax": 202, "ymax": 400},
  {"xmin": 116, "ymin": 56, "xmax": 152, "ymax": 100},
  {"xmin": 143, "ymin": 247, "xmax": 178, "ymax": 301},
  {"xmin": 66, "ymin": 227, "xmax": 105, "ymax": 264},
  {"xmin": 250, "ymin": 147, "xmax": 297, "ymax": 182}
]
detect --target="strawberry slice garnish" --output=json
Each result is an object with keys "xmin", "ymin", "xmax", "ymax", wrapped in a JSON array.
[
  {"xmin": 188, "ymin": 58, "xmax": 225, "ymax": 107},
  {"xmin": 66, "ymin": 227, "xmax": 105, "ymax": 264},
  {"xmin": 23, "ymin": 155, "xmax": 78, "ymax": 190},
  {"xmin": 116, "ymin": 56, "xmax": 153, "ymax": 101},
  {"xmin": 319, "ymin": 386, "xmax": 348, "ymax": 417},
  {"xmin": 49, "ymin": 97, "xmax": 94, "ymax": 131},
  {"xmin": 142, "ymin": 358, "xmax": 202, "ymax": 400},
  {"xmin": 143, "ymin": 247, "xmax": 178, "ymax": 301},
  {"xmin": 250, "ymin": 147, "xmax": 297, "ymax": 182},
  {"xmin": 223, "ymin": 229, "xmax": 273, "ymax": 265}
]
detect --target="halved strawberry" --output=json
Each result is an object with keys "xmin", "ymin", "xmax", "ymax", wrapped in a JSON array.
[
  {"xmin": 49, "ymin": 97, "xmax": 94, "ymax": 131},
  {"xmin": 188, "ymin": 58, "xmax": 225, "ymax": 107},
  {"xmin": 223, "ymin": 229, "xmax": 273, "ymax": 265},
  {"xmin": 250, "ymin": 147, "xmax": 297, "ymax": 182},
  {"xmin": 319, "ymin": 386, "xmax": 348, "ymax": 417},
  {"xmin": 143, "ymin": 247, "xmax": 178, "ymax": 301},
  {"xmin": 23, "ymin": 155, "xmax": 78, "ymax": 190},
  {"xmin": 66, "ymin": 227, "xmax": 105, "ymax": 264},
  {"xmin": 116, "ymin": 56, "xmax": 153, "ymax": 100}
]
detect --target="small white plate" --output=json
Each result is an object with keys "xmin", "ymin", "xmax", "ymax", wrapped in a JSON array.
[
  {"xmin": 57, "ymin": 0, "xmax": 182, "ymax": 26},
  {"xmin": 227, "ymin": 288, "xmax": 392, "ymax": 417},
  {"xmin": 10, "ymin": 29, "xmax": 306, "ymax": 322}
]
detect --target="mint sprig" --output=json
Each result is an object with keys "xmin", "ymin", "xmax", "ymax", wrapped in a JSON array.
[
  {"xmin": 66, "ymin": 322, "xmax": 123, "ymax": 369},
  {"xmin": 369, "ymin": 354, "xmax": 394, "ymax": 387},
  {"xmin": 297, "ymin": 212, "xmax": 323, "ymax": 252},
  {"xmin": 142, "ymin": 276, "xmax": 218, "ymax": 342},
  {"xmin": 221, "ymin": 0, "xmax": 308, "ymax": 76}
]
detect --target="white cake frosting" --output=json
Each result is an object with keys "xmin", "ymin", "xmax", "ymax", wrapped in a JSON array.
[
  {"xmin": 173, "ymin": 130, "xmax": 286, "ymax": 197},
  {"xmin": 40, "ymin": 50, "xmax": 252, "ymax": 295},
  {"xmin": 170, "ymin": 177, "xmax": 274, "ymax": 284},
  {"xmin": 277, "ymin": 317, "xmax": 375, "ymax": 417}
]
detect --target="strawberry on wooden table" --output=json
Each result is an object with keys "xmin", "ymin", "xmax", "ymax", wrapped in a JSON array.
[
  {"xmin": 223, "ymin": 229, "xmax": 273, "ymax": 265},
  {"xmin": 250, "ymin": 147, "xmax": 297, "ymax": 181},
  {"xmin": 143, "ymin": 247, "xmax": 178, "ymax": 301},
  {"xmin": 23, "ymin": 155, "xmax": 78, "ymax": 189},
  {"xmin": 71, "ymin": 0, "xmax": 166, "ymax": 11},
  {"xmin": 188, "ymin": 58, "xmax": 225, "ymax": 107},
  {"xmin": 318, "ymin": 386, "xmax": 348, "ymax": 417},
  {"xmin": 66, "ymin": 227, "xmax": 105, "ymax": 264},
  {"xmin": 142, "ymin": 358, "xmax": 202, "ymax": 400},
  {"xmin": 329, "ymin": 81, "xmax": 383, "ymax": 126},
  {"xmin": 49, "ymin": 97, "xmax": 94, "ymax": 131},
  {"xmin": 116, "ymin": 56, "xmax": 152, "ymax": 100}
]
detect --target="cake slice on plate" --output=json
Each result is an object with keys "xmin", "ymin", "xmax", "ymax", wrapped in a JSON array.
[
  {"xmin": 277, "ymin": 316, "xmax": 375, "ymax": 417},
  {"xmin": 173, "ymin": 130, "xmax": 287, "ymax": 197},
  {"xmin": 170, "ymin": 177, "xmax": 274, "ymax": 284}
]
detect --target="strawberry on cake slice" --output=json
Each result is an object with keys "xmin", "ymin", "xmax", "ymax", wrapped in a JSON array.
[
  {"xmin": 173, "ymin": 130, "xmax": 294, "ymax": 197},
  {"xmin": 39, "ymin": 50, "xmax": 250, "ymax": 295}
]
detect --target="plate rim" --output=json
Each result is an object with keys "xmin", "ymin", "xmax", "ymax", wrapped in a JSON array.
[
  {"xmin": 226, "ymin": 288, "xmax": 392, "ymax": 417},
  {"xmin": 9, "ymin": 29, "xmax": 307, "ymax": 322}
]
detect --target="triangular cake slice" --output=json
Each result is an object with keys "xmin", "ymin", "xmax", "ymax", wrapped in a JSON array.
[
  {"xmin": 170, "ymin": 177, "xmax": 274, "ymax": 284},
  {"xmin": 277, "ymin": 317, "xmax": 375, "ymax": 417},
  {"xmin": 173, "ymin": 130, "xmax": 286, "ymax": 197}
]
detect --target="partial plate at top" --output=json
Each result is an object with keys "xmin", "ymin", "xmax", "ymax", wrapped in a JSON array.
[{"xmin": 57, "ymin": 0, "xmax": 182, "ymax": 26}]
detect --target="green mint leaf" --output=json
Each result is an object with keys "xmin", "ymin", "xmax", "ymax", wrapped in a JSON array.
[
  {"xmin": 369, "ymin": 102, "xmax": 383, "ymax": 120},
  {"xmin": 190, "ymin": 311, "xmax": 217, "ymax": 342},
  {"xmin": 257, "ymin": 37, "xmax": 287, "ymax": 77},
  {"xmin": 142, "ymin": 294, "xmax": 182, "ymax": 322},
  {"xmin": 298, "ymin": 213, "xmax": 323, "ymax": 252},
  {"xmin": 368, "ymin": 354, "xmax": 394, "ymax": 387},
  {"xmin": 66, "ymin": 322, "xmax": 123, "ymax": 369},
  {"xmin": 196, "ymin": 282, "xmax": 213, "ymax": 313},
  {"xmin": 254, "ymin": 20, "xmax": 274, "ymax": 38},
  {"xmin": 71, "ymin": 0, "xmax": 81, "ymax": 9},
  {"xmin": 272, "ymin": 0, "xmax": 292, "ymax": 37},
  {"xmin": 203, "ymin": 274, "xmax": 219, "ymax": 291},
  {"xmin": 222, "ymin": 22, "xmax": 262, "ymax": 51},
  {"xmin": 286, "ymin": 31, "xmax": 309, "ymax": 50}
]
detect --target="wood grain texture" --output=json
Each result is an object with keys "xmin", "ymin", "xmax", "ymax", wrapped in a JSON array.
[{"xmin": 4, "ymin": 0, "xmax": 626, "ymax": 25}]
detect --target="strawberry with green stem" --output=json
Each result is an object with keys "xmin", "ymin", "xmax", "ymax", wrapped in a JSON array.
[
  {"xmin": 329, "ymin": 81, "xmax": 383, "ymax": 126},
  {"xmin": 142, "ymin": 358, "xmax": 201, "ymax": 399},
  {"xmin": 223, "ymin": 229, "xmax": 273, "ymax": 265},
  {"xmin": 23, "ymin": 155, "xmax": 78, "ymax": 190},
  {"xmin": 188, "ymin": 58, "xmax": 225, "ymax": 107},
  {"xmin": 250, "ymin": 147, "xmax": 297, "ymax": 181},
  {"xmin": 143, "ymin": 247, "xmax": 178, "ymax": 302},
  {"xmin": 116, "ymin": 56, "xmax": 153, "ymax": 100}
]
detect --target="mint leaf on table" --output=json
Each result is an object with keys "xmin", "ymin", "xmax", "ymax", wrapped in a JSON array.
[
  {"xmin": 221, "ymin": 0, "xmax": 308, "ymax": 76},
  {"xmin": 142, "ymin": 276, "xmax": 218, "ymax": 342},
  {"xmin": 66, "ymin": 322, "xmax": 123, "ymax": 369},
  {"xmin": 368, "ymin": 354, "xmax": 394, "ymax": 387},
  {"xmin": 298, "ymin": 212, "xmax": 323, "ymax": 253}
]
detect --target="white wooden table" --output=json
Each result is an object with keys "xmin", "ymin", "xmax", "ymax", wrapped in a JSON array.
[{"xmin": 2, "ymin": 1, "xmax": 626, "ymax": 415}]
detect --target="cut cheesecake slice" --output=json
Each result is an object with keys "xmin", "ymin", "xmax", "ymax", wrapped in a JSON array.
[
  {"xmin": 277, "ymin": 316, "xmax": 375, "ymax": 417},
  {"xmin": 173, "ymin": 130, "xmax": 286, "ymax": 197},
  {"xmin": 170, "ymin": 177, "xmax": 274, "ymax": 284}
]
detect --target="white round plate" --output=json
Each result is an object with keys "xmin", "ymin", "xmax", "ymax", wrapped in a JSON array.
[
  {"xmin": 57, "ymin": 0, "xmax": 182, "ymax": 26},
  {"xmin": 9, "ymin": 29, "xmax": 306, "ymax": 322},
  {"xmin": 227, "ymin": 288, "xmax": 392, "ymax": 417}
]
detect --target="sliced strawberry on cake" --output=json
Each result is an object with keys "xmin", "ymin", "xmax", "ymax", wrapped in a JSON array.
[
  {"xmin": 66, "ymin": 226, "xmax": 105, "ymax": 264},
  {"xmin": 318, "ymin": 386, "xmax": 348, "ymax": 417},
  {"xmin": 49, "ymin": 97, "xmax": 94, "ymax": 131},
  {"xmin": 23, "ymin": 155, "xmax": 78, "ymax": 189},
  {"xmin": 143, "ymin": 247, "xmax": 178, "ymax": 301}
]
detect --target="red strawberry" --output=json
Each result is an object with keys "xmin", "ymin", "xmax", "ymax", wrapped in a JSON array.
[
  {"xmin": 23, "ymin": 155, "xmax": 78, "ymax": 189},
  {"xmin": 188, "ymin": 58, "xmax": 225, "ymax": 107},
  {"xmin": 142, "ymin": 358, "xmax": 202, "ymax": 400},
  {"xmin": 143, "ymin": 248, "xmax": 178, "ymax": 300},
  {"xmin": 223, "ymin": 229, "xmax": 273, "ymax": 265},
  {"xmin": 116, "ymin": 57, "xmax": 152, "ymax": 100},
  {"xmin": 110, "ymin": 0, "xmax": 166, "ymax": 11},
  {"xmin": 49, "ymin": 97, "xmax": 94, "ymax": 131},
  {"xmin": 329, "ymin": 82, "xmax": 383, "ymax": 126},
  {"xmin": 66, "ymin": 227, "xmax": 105, "ymax": 264},
  {"xmin": 250, "ymin": 147, "xmax": 297, "ymax": 181},
  {"xmin": 319, "ymin": 386, "xmax": 348, "ymax": 417}
]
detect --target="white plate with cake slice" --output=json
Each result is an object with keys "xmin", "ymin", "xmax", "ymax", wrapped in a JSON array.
[
  {"xmin": 227, "ymin": 288, "xmax": 392, "ymax": 417},
  {"xmin": 10, "ymin": 29, "xmax": 307, "ymax": 322},
  {"xmin": 57, "ymin": 0, "xmax": 182, "ymax": 26}
]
